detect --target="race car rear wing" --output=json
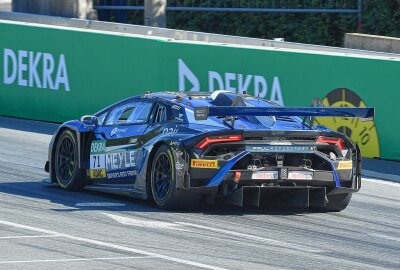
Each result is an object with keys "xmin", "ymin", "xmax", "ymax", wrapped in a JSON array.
[{"xmin": 193, "ymin": 106, "xmax": 375, "ymax": 121}]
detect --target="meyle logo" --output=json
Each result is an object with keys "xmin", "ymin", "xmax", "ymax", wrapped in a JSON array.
[
  {"xmin": 2, "ymin": 48, "xmax": 70, "ymax": 91},
  {"xmin": 178, "ymin": 59, "xmax": 284, "ymax": 105}
]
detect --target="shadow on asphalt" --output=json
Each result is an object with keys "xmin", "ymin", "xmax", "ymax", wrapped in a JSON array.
[
  {"xmin": 0, "ymin": 116, "xmax": 59, "ymax": 135},
  {"xmin": 0, "ymin": 180, "xmax": 313, "ymax": 216}
]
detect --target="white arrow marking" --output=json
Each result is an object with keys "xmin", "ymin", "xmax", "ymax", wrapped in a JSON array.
[
  {"xmin": 103, "ymin": 213, "xmax": 190, "ymax": 231},
  {"xmin": 104, "ymin": 213, "xmax": 322, "ymax": 253}
]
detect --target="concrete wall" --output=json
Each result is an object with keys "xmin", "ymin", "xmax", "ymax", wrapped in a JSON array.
[
  {"xmin": 12, "ymin": 0, "xmax": 96, "ymax": 19},
  {"xmin": 344, "ymin": 33, "xmax": 400, "ymax": 54},
  {"xmin": 0, "ymin": 0, "xmax": 11, "ymax": 11}
]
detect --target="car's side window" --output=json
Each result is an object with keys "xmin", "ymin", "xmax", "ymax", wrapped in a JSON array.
[
  {"xmin": 171, "ymin": 105, "xmax": 185, "ymax": 123},
  {"xmin": 151, "ymin": 104, "xmax": 185, "ymax": 124},
  {"xmin": 105, "ymin": 101, "xmax": 153, "ymax": 126},
  {"xmin": 154, "ymin": 105, "xmax": 167, "ymax": 124}
]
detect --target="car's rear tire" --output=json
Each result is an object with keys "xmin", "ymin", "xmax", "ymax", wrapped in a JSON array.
[
  {"xmin": 54, "ymin": 130, "xmax": 84, "ymax": 191},
  {"xmin": 314, "ymin": 193, "xmax": 352, "ymax": 212},
  {"xmin": 150, "ymin": 144, "xmax": 200, "ymax": 210}
]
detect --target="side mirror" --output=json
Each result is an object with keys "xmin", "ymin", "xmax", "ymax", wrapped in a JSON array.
[{"xmin": 80, "ymin": 115, "xmax": 98, "ymax": 129}]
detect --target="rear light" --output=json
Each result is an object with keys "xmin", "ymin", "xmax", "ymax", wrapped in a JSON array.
[
  {"xmin": 196, "ymin": 135, "xmax": 243, "ymax": 149},
  {"xmin": 316, "ymin": 136, "xmax": 346, "ymax": 150},
  {"xmin": 234, "ymin": 171, "xmax": 241, "ymax": 183}
]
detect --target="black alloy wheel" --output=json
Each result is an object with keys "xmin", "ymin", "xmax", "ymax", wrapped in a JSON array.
[
  {"xmin": 57, "ymin": 134, "xmax": 75, "ymax": 182},
  {"xmin": 150, "ymin": 144, "xmax": 200, "ymax": 210},
  {"xmin": 153, "ymin": 152, "xmax": 172, "ymax": 201},
  {"xmin": 54, "ymin": 130, "xmax": 84, "ymax": 191}
]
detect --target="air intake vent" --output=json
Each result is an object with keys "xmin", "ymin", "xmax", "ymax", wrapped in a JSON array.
[{"xmin": 275, "ymin": 116, "xmax": 297, "ymax": 122}]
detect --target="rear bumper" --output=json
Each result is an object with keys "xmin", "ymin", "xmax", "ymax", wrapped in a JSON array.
[{"xmin": 201, "ymin": 151, "xmax": 359, "ymax": 187}]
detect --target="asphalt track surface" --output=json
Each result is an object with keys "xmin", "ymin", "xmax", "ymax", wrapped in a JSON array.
[{"xmin": 0, "ymin": 116, "xmax": 399, "ymax": 270}]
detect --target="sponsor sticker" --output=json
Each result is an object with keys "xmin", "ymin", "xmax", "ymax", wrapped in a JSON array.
[
  {"xmin": 88, "ymin": 140, "xmax": 138, "ymax": 180},
  {"xmin": 337, "ymin": 160, "xmax": 353, "ymax": 170},
  {"xmin": 190, "ymin": 159, "xmax": 218, "ymax": 169},
  {"xmin": 90, "ymin": 140, "xmax": 106, "ymax": 154},
  {"xmin": 106, "ymin": 151, "xmax": 136, "ymax": 170},
  {"xmin": 247, "ymin": 145, "xmax": 316, "ymax": 152},
  {"xmin": 288, "ymin": 171, "xmax": 313, "ymax": 180},
  {"xmin": 110, "ymin": 127, "xmax": 127, "ymax": 136},
  {"xmin": 129, "ymin": 138, "xmax": 138, "ymax": 144},
  {"xmin": 163, "ymin": 128, "xmax": 178, "ymax": 135},
  {"xmin": 90, "ymin": 140, "xmax": 106, "ymax": 178},
  {"xmin": 252, "ymin": 171, "xmax": 278, "ymax": 180},
  {"xmin": 89, "ymin": 169, "xmax": 106, "ymax": 179},
  {"xmin": 107, "ymin": 170, "xmax": 137, "ymax": 180}
]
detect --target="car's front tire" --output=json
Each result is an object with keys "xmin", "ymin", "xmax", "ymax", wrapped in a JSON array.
[
  {"xmin": 150, "ymin": 144, "xmax": 200, "ymax": 210},
  {"xmin": 54, "ymin": 130, "xmax": 84, "ymax": 191}
]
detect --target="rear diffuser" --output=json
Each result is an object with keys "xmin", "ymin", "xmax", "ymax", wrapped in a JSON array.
[{"xmin": 225, "ymin": 186, "xmax": 327, "ymax": 208}]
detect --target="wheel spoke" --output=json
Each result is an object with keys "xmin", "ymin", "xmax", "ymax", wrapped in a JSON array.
[
  {"xmin": 155, "ymin": 170, "xmax": 167, "ymax": 178},
  {"xmin": 56, "ymin": 135, "xmax": 76, "ymax": 182}
]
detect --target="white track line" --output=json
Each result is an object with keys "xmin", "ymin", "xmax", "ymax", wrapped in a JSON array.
[
  {"xmin": 176, "ymin": 222, "xmax": 323, "ymax": 253},
  {"xmin": 0, "ymin": 219, "xmax": 228, "ymax": 270},
  {"xmin": 368, "ymin": 233, "xmax": 400, "ymax": 243},
  {"xmin": 363, "ymin": 178, "xmax": 400, "ymax": 187},
  {"xmin": 75, "ymin": 202, "xmax": 126, "ymax": 207},
  {"xmin": 0, "ymin": 159, "xmax": 44, "ymax": 170},
  {"xmin": 0, "ymin": 235, "xmax": 60, "ymax": 239},
  {"xmin": 363, "ymin": 170, "xmax": 400, "ymax": 183},
  {"xmin": 0, "ymin": 256, "xmax": 150, "ymax": 264}
]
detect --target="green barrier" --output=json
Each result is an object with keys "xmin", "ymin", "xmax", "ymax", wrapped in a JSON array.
[{"xmin": 0, "ymin": 21, "xmax": 399, "ymax": 160}]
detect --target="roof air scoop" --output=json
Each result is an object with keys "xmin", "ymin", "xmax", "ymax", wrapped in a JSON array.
[
  {"xmin": 210, "ymin": 90, "xmax": 239, "ymax": 106},
  {"xmin": 210, "ymin": 90, "xmax": 233, "ymax": 100}
]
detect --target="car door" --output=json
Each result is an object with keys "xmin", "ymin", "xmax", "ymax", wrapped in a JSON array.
[{"xmin": 89, "ymin": 99, "xmax": 154, "ymax": 184}]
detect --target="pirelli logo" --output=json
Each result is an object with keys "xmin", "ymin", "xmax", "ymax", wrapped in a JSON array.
[
  {"xmin": 191, "ymin": 159, "xmax": 218, "ymax": 169},
  {"xmin": 337, "ymin": 161, "xmax": 353, "ymax": 170}
]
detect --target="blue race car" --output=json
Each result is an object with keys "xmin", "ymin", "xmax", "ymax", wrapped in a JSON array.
[{"xmin": 45, "ymin": 91, "xmax": 374, "ymax": 211}]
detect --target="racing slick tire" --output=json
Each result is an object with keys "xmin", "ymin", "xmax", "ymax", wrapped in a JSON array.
[
  {"xmin": 314, "ymin": 193, "xmax": 352, "ymax": 212},
  {"xmin": 54, "ymin": 130, "xmax": 85, "ymax": 191},
  {"xmin": 150, "ymin": 144, "xmax": 200, "ymax": 210}
]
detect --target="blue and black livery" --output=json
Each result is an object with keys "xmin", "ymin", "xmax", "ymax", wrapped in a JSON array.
[{"xmin": 45, "ymin": 91, "xmax": 373, "ymax": 211}]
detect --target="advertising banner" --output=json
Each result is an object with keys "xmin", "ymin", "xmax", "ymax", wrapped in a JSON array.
[{"xmin": 0, "ymin": 21, "xmax": 399, "ymax": 159}]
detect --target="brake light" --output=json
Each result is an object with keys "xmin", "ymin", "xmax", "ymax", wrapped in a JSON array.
[
  {"xmin": 196, "ymin": 135, "xmax": 243, "ymax": 149},
  {"xmin": 316, "ymin": 136, "xmax": 345, "ymax": 150}
]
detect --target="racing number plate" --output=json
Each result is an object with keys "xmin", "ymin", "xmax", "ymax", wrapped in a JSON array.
[{"xmin": 251, "ymin": 171, "xmax": 278, "ymax": 180}]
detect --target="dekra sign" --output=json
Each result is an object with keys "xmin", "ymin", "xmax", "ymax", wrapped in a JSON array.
[{"xmin": 2, "ymin": 48, "xmax": 70, "ymax": 91}]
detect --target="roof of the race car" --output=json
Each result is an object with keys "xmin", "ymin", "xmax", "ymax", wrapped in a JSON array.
[
  {"xmin": 94, "ymin": 90, "xmax": 279, "ymax": 118},
  {"xmin": 142, "ymin": 90, "xmax": 277, "ymax": 109}
]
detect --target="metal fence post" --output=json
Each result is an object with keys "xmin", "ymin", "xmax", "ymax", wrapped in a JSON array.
[
  {"xmin": 144, "ymin": 0, "xmax": 166, "ymax": 27},
  {"xmin": 357, "ymin": 0, "xmax": 363, "ymax": 32}
]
